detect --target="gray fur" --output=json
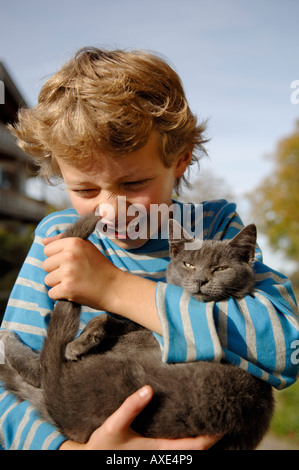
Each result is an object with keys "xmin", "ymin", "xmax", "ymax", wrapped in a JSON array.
[
  {"xmin": 167, "ymin": 219, "xmax": 257, "ymax": 302},
  {"xmin": 0, "ymin": 214, "xmax": 274, "ymax": 449}
]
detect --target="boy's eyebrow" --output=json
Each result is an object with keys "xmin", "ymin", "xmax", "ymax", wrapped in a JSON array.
[
  {"xmin": 120, "ymin": 174, "xmax": 154, "ymax": 182},
  {"xmin": 66, "ymin": 180, "xmax": 97, "ymax": 187},
  {"xmin": 120, "ymin": 166, "xmax": 160, "ymax": 181},
  {"xmin": 65, "ymin": 173, "xmax": 155, "ymax": 188}
]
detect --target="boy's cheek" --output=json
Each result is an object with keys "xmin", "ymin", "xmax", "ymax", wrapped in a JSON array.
[{"xmin": 66, "ymin": 193, "xmax": 96, "ymax": 216}]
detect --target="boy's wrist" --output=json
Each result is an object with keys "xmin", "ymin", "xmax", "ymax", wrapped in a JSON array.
[
  {"xmin": 107, "ymin": 269, "xmax": 162, "ymax": 334},
  {"xmin": 106, "ymin": 268, "xmax": 132, "ymax": 314}
]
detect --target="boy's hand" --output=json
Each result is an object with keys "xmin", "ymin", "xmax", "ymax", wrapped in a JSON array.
[
  {"xmin": 43, "ymin": 235, "xmax": 119, "ymax": 310},
  {"xmin": 60, "ymin": 385, "xmax": 223, "ymax": 450},
  {"xmin": 43, "ymin": 234, "xmax": 163, "ymax": 334}
]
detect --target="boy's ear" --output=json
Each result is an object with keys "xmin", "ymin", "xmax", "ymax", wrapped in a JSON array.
[{"xmin": 174, "ymin": 149, "xmax": 193, "ymax": 178}]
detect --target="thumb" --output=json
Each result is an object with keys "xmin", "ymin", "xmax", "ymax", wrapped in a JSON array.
[{"xmin": 106, "ymin": 386, "xmax": 153, "ymax": 433}]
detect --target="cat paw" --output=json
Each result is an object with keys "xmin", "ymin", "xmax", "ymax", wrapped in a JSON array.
[
  {"xmin": 0, "ymin": 330, "xmax": 19, "ymax": 354},
  {"xmin": 0, "ymin": 331, "xmax": 20, "ymax": 366},
  {"xmin": 0, "ymin": 330, "xmax": 18, "ymax": 342},
  {"xmin": 65, "ymin": 342, "xmax": 83, "ymax": 361}
]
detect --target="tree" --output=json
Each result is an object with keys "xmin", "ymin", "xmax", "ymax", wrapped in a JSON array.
[
  {"xmin": 250, "ymin": 121, "xmax": 299, "ymax": 258},
  {"xmin": 0, "ymin": 223, "xmax": 35, "ymax": 320},
  {"xmin": 179, "ymin": 166, "xmax": 235, "ymax": 204},
  {"xmin": 249, "ymin": 120, "xmax": 299, "ymax": 295}
]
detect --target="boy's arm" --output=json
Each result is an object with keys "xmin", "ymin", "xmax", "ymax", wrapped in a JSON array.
[
  {"xmin": 0, "ymin": 386, "xmax": 65, "ymax": 449},
  {"xmin": 0, "ymin": 214, "xmax": 70, "ymax": 449},
  {"xmin": 151, "ymin": 201, "xmax": 299, "ymax": 390}
]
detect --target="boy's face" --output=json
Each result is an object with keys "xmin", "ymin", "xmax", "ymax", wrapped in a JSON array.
[{"xmin": 56, "ymin": 132, "xmax": 191, "ymax": 249}]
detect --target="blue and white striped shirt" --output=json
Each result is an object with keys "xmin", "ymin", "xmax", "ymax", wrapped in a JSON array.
[{"xmin": 1, "ymin": 199, "xmax": 298, "ymax": 449}]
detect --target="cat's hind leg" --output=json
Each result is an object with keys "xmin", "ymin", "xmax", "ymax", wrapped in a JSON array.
[
  {"xmin": 65, "ymin": 314, "xmax": 109, "ymax": 360},
  {"xmin": 0, "ymin": 330, "xmax": 41, "ymax": 387},
  {"xmin": 0, "ymin": 361, "xmax": 53, "ymax": 425},
  {"xmin": 65, "ymin": 313, "xmax": 140, "ymax": 360}
]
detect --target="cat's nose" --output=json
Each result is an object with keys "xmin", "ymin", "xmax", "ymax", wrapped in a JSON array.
[{"xmin": 197, "ymin": 278, "xmax": 208, "ymax": 288}]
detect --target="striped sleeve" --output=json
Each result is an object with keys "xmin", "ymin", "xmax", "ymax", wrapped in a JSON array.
[
  {"xmin": 154, "ymin": 200, "xmax": 299, "ymax": 389},
  {"xmin": 0, "ymin": 210, "xmax": 78, "ymax": 449}
]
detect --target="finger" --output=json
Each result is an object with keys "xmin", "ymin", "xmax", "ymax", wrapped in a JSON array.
[
  {"xmin": 156, "ymin": 433, "xmax": 224, "ymax": 451},
  {"xmin": 43, "ymin": 233, "xmax": 64, "ymax": 246},
  {"xmin": 44, "ymin": 268, "xmax": 63, "ymax": 288},
  {"xmin": 44, "ymin": 238, "xmax": 69, "ymax": 257},
  {"xmin": 46, "ymin": 283, "xmax": 64, "ymax": 301},
  {"xmin": 106, "ymin": 386, "xmax": 153, "ymax": 433},
  {"xmin": 192, "ymin": 434, "xmax": 223, "ymax": 450},
  {"xmin": 43, "ymin": 253, "xmax": 63, "ymax": 273}
]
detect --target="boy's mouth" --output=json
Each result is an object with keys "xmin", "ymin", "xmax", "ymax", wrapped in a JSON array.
[
  {"xmin": 94, "ymin": 199, "xmax": 150, "ymax": 242},
  {"xmin": 113, "ymin": 230, "xmax": 131, "ymax": 240},
  {"xmin": 113, "ymin": 224, "xmax": 133, "ymax": 240},
  {"xmin": 97, "ymin": 217, "xmax": 147, "ymax": 240}
]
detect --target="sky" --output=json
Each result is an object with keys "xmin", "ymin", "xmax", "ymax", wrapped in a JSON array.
[{"xmin": 1, "ymin": 0, "xmax": 299, "ymax": 270}]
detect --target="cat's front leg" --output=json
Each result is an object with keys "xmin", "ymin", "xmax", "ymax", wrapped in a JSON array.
[
  {"xmin": 65, "ymin": 314, "xmax": 109, "ymax": 360},
  {"xmin": 0, "ymin": 330, "xmax": 41, "ymax": 387}
]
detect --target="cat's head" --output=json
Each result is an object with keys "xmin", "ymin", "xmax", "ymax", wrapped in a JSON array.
[{"xmin": 166, "ymin": 220, "xmax": 257, "ymax": 302}]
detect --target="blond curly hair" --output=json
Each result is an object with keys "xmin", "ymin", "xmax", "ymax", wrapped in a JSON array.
[{"xmin": 9, "ymin": 47, "xmax": 208, "ymax": 193}]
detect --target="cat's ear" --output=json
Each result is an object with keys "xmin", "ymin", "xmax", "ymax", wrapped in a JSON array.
[
  {"xmin": 168, "ymin": 219, "xmax": 193, "ymax": 256},
  {"xmin": 229, "ymin": 224, "xmax": 257, "ymax": 264}
]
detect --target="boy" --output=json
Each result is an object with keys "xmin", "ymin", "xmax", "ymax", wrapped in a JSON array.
[{"xmin": 0, "ymin": 47, "xmax": 298, "ymax": 450}]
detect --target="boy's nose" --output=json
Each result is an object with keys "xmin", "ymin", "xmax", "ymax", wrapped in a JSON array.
[{"xmin": 95, "ymin": 195, "xmax": 128, "ymax": 226}]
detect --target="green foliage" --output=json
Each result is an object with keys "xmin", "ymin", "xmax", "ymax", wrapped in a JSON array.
[
  {"xmin": 0, "ymin": 223, "xmax": 35, "ymax": 319},
  {"xmin": 289, "ymin": 271, "xmax": 299, "ymax": 303},
  {"xmin": 249, "ymin": 121, "xmax": 299, "ymax": 445},
  {"xmin": 249, "ymin": 121, "xmax": 299, "ymax": 261},
  {"xmin": 271, "ymin": 380, "xmax": 299, "ymax": 444}
]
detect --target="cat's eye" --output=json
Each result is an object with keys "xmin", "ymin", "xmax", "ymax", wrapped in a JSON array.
[
  {"xmin": 214, "ymin": 267, "xmax": 227, "ymax": 272},
  {"xmin": 183, "ymin": 262, "xmax": 195, "ymax": 270}
]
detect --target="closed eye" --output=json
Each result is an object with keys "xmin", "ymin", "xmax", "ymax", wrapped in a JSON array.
[
  {"xmin": 213, "ymin": 266, "xmax": 228, "ymax": 272},
  {"xmin": 122, "ymin": 179, "xmax": 151, "ymax": 191},
  {"xmin": 72, "ymin": 189, "xmax": 99, "ymax": 198},
  {"xmin": 183, "ymin": 261, "xmax": 195, "ymax": 270}
]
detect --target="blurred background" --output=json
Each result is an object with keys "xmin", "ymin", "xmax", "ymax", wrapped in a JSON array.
[{"xmin": 0, "ymin": 0, "xmax": 298, "ymax": 448}]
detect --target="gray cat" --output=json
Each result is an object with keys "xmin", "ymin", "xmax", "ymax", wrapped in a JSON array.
[
  {"xmin": 0, "ymin": 214, "xmax": 274, "ymax": 450},
  {"xmin": 166, "ymin": 219, "xmax": 256, "ymax": 302}
]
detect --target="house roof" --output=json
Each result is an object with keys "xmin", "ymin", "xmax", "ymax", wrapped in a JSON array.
[
  {"xmin": 0, "ymin": 62, "xmax": 28, "ymax": 124},
  {"xmin": 0, "ymin": 62, "xmax": 36, "ymax": 167}
]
